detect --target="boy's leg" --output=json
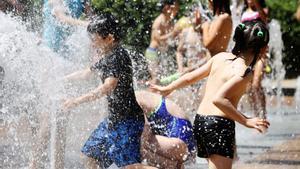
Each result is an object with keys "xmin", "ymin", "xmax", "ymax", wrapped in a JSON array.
[
  {"xmin": 208, "ymin": 154, "xmax": 233, "ymax": 169},
  {"xmin": 50, "ymin": 110, "xmax": 69, "ymax": 169},
  {"xmin": 29, "ymin": 112, "xmax": 51, "ymax": 169},
  {"xmin": 81, "ymin": 118, "xmax": 114, "ymax": 168}
]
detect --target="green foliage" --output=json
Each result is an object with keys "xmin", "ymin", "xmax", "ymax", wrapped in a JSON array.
[
  {"xmin": 91, "ymin": 0, "xmax": 196, "ymax": 52},
  {"xmin": 266, "ymin": 0, "xmax": 300, "ymax": 78}
]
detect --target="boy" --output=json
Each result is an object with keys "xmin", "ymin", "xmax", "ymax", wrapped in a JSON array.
[
  {"xmin": 63, "ymin": 13, "xmax": 147, "ymax": 169},
  {"xmin": 145, "ymin": 0, "xmax": 179, "ymax": 84}
]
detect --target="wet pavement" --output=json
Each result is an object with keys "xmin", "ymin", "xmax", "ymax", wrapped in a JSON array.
[{"xmin": 1, "ymin": 95, "xmax": 299, "ymax": 169}]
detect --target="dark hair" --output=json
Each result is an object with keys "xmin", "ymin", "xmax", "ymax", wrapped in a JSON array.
[
  {"xmin": 157, "ymin": 0, "xmax": 178, "ymax": 11},
  {"xmin": 232, "ymin": 20, "xmax": 269, "ymax": 71},
  {"xmin": 243, "ymin": 0, "xmax": 267, "ymax": 12},
  {"xmin": 87, "ymin": 13, "xmax": 122, "ymax": 41},
  {"xmin": 212, "ymin": 0, "xmax": 231, "ymax": 16},
  {"xmin": 160, "ymin": 0, "xmax": 178, "ymax": 5}
]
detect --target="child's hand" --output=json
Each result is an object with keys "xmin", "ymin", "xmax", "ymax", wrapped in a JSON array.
[
  {"xmin": 244, "ymin": 117, "xmax": 270, "ymax": 133},
  {"xmin": 149, "ymin": 83, "xmax": 172, "ymax": 97},
  {"xmin": 63, "ymin": 98, "xmax": 78, "ymax": 111}
]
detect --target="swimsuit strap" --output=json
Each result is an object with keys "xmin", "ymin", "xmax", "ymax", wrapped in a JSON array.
[
  {"xmin": 243, "ymin": 66, "xmax": 253, "ymax": 77},
  {"xmin": 227, "ymin": 57, "xmax": 238, "ymax": 61},
  {"xmin": 148, "ymin": 97, "xmax": 164, "ymax": 117}
]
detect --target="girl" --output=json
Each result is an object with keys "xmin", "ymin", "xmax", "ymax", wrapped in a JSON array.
[
  {"xmin": 150, "ymin": 20, "xmax": 270, "ymax": 169},
  {"xmin": 136, "ymin": 90, "xmax": 196, "ymax": 169},
  {"xmin": 241, "ymin": 0, "xmax": 268, "ymax": 24},
  {"xmin": 241, "ymin": 0, "xmax": 269, "ymax": 118}
]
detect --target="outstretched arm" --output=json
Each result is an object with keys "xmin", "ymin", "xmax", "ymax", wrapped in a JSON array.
[
  {"xmin": 150, "ymin": 57, "xmax": 213, "ymax": 96},
  {"xmin": 212, "ymin": 75, "xmax": 269, "ymax": 132},
  {"xmin": 64, "ymin": 68, "xmax": 93, "ymax": 82},
  {"xmin": 49, "ymin": 0, "xmax": 88, "ymax": 26},
  {"xmin": 63, "ymin": 77, "xmax": 118, "ymax": 110}
]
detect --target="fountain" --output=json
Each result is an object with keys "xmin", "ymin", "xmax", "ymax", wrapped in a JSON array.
[
  {"xmin": 263, "ymin": 19, "xmax": 286, "ymax": 113},
  {"xmin": 0, "ymin": 11, "xmax": 97, "ymax": 169},
  {"xmin": 295, "ymin": 77, "xmax": 300, "ymax": 112},
  {"xmin": 0, "ymin": 1, "xmax": 298, "ymax": 168}
]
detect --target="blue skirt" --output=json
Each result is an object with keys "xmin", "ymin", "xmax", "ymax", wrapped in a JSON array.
[{"xmin": 81, "ymin": 117, "xmax": 144, "ymax": 168}]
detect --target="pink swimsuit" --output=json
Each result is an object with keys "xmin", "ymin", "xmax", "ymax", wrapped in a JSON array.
[{"xmin": 241, "ymin": 11, "xmax": 260, "ymax": 22}]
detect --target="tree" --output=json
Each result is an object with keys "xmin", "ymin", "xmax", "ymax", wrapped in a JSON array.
[
  {"xmin": 266, "ymin": 0, "xmax": 300, "ymax": 78},
  {"xmin": 91, "ymin": 0, "xmax": 196, "ymax": 52}
]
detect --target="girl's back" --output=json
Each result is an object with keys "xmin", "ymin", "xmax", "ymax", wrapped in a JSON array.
[{"xmin": 198, "ymin": 52, "xmax": 252, "ymax": 118}]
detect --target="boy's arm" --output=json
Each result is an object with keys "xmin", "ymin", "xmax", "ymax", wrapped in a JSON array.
[
  {"xmin": 159, "ymin": 27, "xmax": 181, "ymax": 41},
  {"xmin": 63, "ymin": 77, "xmax": 118, "ymax": 109},
  {"xmin": 212, "ymin": 75, "xmax": 269, "ymax": 132},
  {"xmin": 150, "ymin": 57, "xmax": 213, "ymax": 96},
  {"xmin": 49, "ymin": 0, "xmax": 88, "ymax": 26},
  {"xmin": 64, "ymin": 68, "xmax": 93, "ymax": 82}
]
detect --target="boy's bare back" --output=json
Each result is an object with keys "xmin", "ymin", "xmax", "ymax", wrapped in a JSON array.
[{"xmin": 197, "ymin": 52, "xmax": 253, "ymax": 118}]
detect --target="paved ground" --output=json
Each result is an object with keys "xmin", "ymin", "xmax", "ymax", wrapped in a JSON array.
[
  {"xmin": 1, "ymin": 83, "xmax": 299, "ymax": 169},
  {"xmin": 235, "ymin": 136, "xmax": 300, "ymax": 169}
]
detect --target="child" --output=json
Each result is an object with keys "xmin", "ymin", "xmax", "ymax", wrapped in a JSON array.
[
  {"xmin": 202, "ymin": 0, "xmax": 232, "ymax": 56},
  {"xmin": 176, "ymin": 7, "xmax": 207, "ymax": 74},
  {"xmin": 136, "ymin": 90, "xmax": 196, "ymax": 169},
  {"xmin": 42, "ymin": 0, "xmax": 89, "ymax": 54},
  {"xmin": 150, "ymin": 20, "xmax": 270, "ymax": 169},
  {"xmin": 241, "ymin": 0, "xmax": 268, "ymax": 24},
  {"xmin": 145, "ymin": 0, "xmax": 179, "ymax": 84},
  {"xmin": 63, "ymin": 14, "xmax": 147, "ymax": 169},
  {"xmin": 241, "ymin": 0, "xmax": 269, "ymax": 118}
]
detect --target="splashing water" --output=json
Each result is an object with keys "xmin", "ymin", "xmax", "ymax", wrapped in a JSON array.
[
  {"xmin": 295, "ymin": 77, "xmax": 300, "ymax": 112},
  {"xmin": 0, "ymin": 12, "xmax": 101, "ymax": 169},
  {"xmin": 263, "ymin": 19, "xmax": 286, "ymax": 113}
]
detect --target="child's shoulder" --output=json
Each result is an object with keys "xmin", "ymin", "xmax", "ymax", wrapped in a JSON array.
[
  {"xmin": 218, "ymin": 13, "xmax": 232, "ymax": 21},
  {"xmin": 212, "ymin": 52, "xmax": 234, "ymax": 61},
  {"xmin": 153, "ymin": 14, "xmax": 164, "ymax": 24}
]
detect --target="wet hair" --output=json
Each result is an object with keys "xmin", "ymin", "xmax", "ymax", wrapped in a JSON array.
[
  {"xmin": 212, "ymin": 0, "xmax": 231, "ymax": 16},
  {"xmin": 157, "ymin": 0, "xmax": 178, "ymax": 11},
  {"xmin": 232, "ymin": 20, "xmax": 269, "ymax": 74},
  {"xmin": 160, "ymin": 0, "xmax": 178, "ymax": 6},
  {"xmin": 87, "ymin": 13, "xmax": 122, "ymax": 41}
]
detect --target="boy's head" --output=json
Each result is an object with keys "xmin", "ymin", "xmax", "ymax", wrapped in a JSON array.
[
  {"xmin": 87, "ymin": 13, "xmax": 122, "ymax": 44},
  {"xmin": 232, "ymin": 20, "xmax": 269, "ymax": 67},
  {"xmin": 159, "ymin": 0, "xmax": 179, "ymax": 18}
]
